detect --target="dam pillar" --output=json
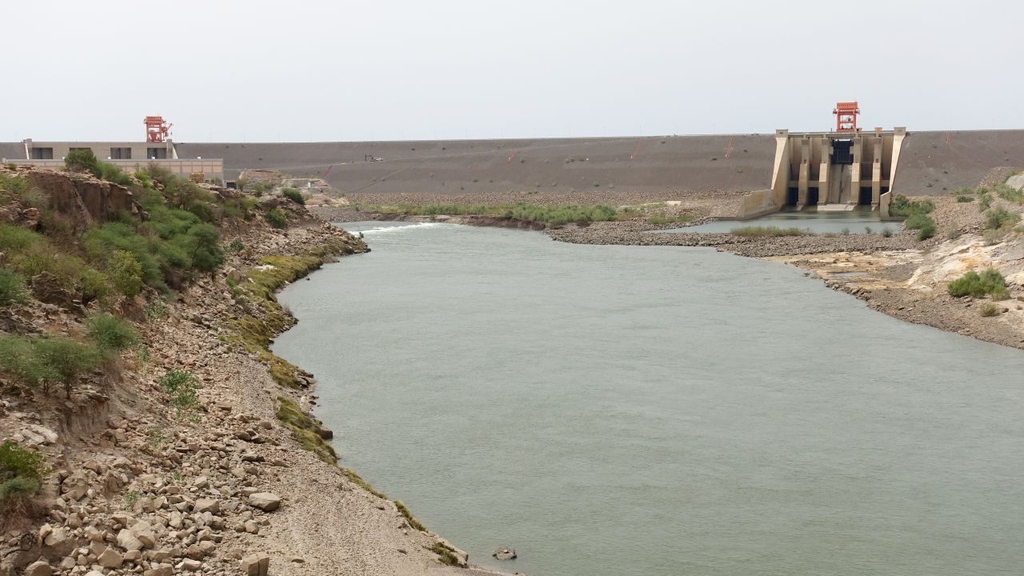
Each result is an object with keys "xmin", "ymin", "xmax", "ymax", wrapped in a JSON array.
[
  {"xmin": 849, "ymin": 137, "xmax": 863, "ymax": 205},
  {"xmin": 797, "ymin": 137, "xmax": 811, "ymax": 208},
  {"xmin": 871, "ymin": 132, "xmax": 883, "ymax": 207},
  {"xmin": 818, "ymin": 138, "xmax": 831, "ymax": 204},
  {"xmin": 770, "ymin": 129, "xmax": 791, "ymax": 208}
]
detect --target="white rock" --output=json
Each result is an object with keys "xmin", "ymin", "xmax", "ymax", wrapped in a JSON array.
[
  {"xmin": 248, "ymin": 492, "xmax": 281, "ymax": 512},
  {"xmin": 98, "ymin": 547, "xmax": 124, "ymax": 568}
]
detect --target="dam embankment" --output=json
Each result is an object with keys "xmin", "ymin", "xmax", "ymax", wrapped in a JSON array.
[{"xmin": 6, "ymin": 130, "xmax": 1023, "ymax": 200}]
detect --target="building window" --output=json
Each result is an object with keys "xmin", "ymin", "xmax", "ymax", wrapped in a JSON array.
[
  {"xmin": 30, "ymin": 148, "xmax": 54, "ymax": 160},
  {"xmin": 147, "ymin": 147, "xmax": 168, "ymax": 159},
  {"xmin": 110, "ymin": 147, "xmax": 131, "ymax": 160}
]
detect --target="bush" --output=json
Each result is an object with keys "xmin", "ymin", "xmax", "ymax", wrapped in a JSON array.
[
  {"xmin": 65, "ymin": 149, "xmax": 100, "ymax": 174},
  {"xmin": 904, "ymin": 213, "xmax": 936, "ymax": 240},
  {"xmin": 0, "ymin": 440, "xmax": 46, "ymax": 521},
  {"xmin": 107, "ymin": 250, "xmax": 144, "ymax": 298},
  {"xmin": 888, "ymin": 194, "xmax": 934, "ymax": 217},
  {"xmin": 33, "ymin": 337, "xmax": 102, "ymax": 396},
  {"xmin": 159, "ymin": 370, "xmax": 201, "ymax": 413},
  {"xmin": 0, "ymin": 267, "xmax": 27, "ymax": 306},
  {"xmin": 282, "ymin": 188, "xmax": 305, "ymax": 205},
  {"xmin": 956, "ymin": 195, "xmax": 974, "ymax": 203},
  {"xmin": 85, "ymin": 312, "xmax": 139, "ymax": 353},
  {"xmin": 947, "ymin": 269, "xmax": 1010, "ymax": 299},
  {"xmin": 984, "ymin": 207, "xmax": 1020, "ymax": 231},
  {"xmin": 979, "ymin": 302, "xmax": 1000, "ymax": 317},
  {"xmin": 266, "ymin": 208, "xmax": 288, "ymax": 229}
]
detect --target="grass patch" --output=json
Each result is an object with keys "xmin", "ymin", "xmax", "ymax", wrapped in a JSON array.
[
  {"xmin": 340, "ymin": 467, "xmax": 387, "ymax": 499},
  {"xmin": 395, "ymin": 500, "xmax": 427, "ymax": 532},
  {"xmin": 646, "ymin": 211, "xmax": 696, "ymax": 226},
  {"xmin": 428, "ymin": 542, "xmax": 464, "ymax": 567},
  {"xmin": 888, "ymin": 194, "xmax": 934, "ymax": 217},
  {"xmin": 984, "ymin": 207, "xmax": 1020, "ymax": 231},
  {"xmin": 979, "ymin": 302, "xmax": 1000, "ymax": 317},
  {"xmin": 0, "ymin": 267, "xmax": 27, "ymax": 306},
  {"xmin": 947, "ymin": 269, "xmax": 1010, "ymax": 300},
  {"xmin": 904, "ymin": 213, "xmax": 936, "ymax": 241},
  {"xmin": 995, "ymin": 183, "xmax": 1024, "ymax": 203},
  {"xmin": 276, "ymin": 396, "xmax": 337, "ymax": 464},
  {"xmin": 730, "ymin": 226, "xmax": 808, "ymax": 237}
]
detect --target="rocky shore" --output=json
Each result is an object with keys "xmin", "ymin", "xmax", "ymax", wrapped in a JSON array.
[{"xmin": 0, "ymin": 168, "xmax": 508, "ymax": 576}]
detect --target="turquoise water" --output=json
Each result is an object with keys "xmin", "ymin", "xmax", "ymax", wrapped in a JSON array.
[
  {"xmin": 658, "ymin": 209, "xmax": 895, "ymax": 235},
  {"xmin": 273, "ymin": 222, "xmax": 1024, "ymax": 576}
]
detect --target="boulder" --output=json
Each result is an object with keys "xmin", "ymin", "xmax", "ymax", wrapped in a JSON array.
[
  {"xmin": 248, "ymin": 492, "xmax": 281, "ymax": 512},
  {"xmin": 24, "ymin": 560, "xmax": 52, "ymax": 576},
  {"xmin": 97, "ymin": 547, "xmax": 124, "ymax": 568},
  {"xmin": 194, "ymin": 498, "xmax": 220, "ymax": 514},
  {"xmin": 241, "ymin": 554, "xmax": 270, "ymax": 576},
  {"xmin": 116, "ymin": 529, "xmax": 144, "ymax": 552},
  {"xmin": 30, "ymin": 272, "xmax": 77, "ymax": 309}
]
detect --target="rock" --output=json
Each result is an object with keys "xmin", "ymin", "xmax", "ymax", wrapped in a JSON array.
[
  {"xmin": 97, "ymin": 547, "xmax": 124, "ymax": 568},
  {"xmin": 24, "ymin": 560, "xmax": 52, "ymax": 576},
  {"xmin": 117, "ymin": 528, "xmax": 144, "ymax": 552},
  {"xmin": 194, "ymin": 498, "xmax": 220, "ymax": 514},
  {"xmin": 241, "ymin": 554, "xmax": 270, "ymax": 576},
  {"xmin": 177, "ymin": 558, "xmax": 202, "ymax": 571},
  {"xmin": 144, "ymin": 566, "xmax": 174, "ymax": 576},
  {"xmin": 30, "ymin": 272, "xmax": 77, "ymax": 309},
  {"xmin": 84, "ymin": 571, "xmax": 105, "ymax": 576},
  {"xmin": 248, "ymin": 492, "xmax": 281, "ymax": 512}
]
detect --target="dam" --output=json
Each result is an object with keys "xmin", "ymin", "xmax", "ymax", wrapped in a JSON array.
[{"xmin": 3, "ymin": 105, "xmax": 1024, "ymax": 217}]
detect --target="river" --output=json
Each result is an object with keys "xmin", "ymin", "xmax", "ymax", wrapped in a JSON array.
[{"xmin": 273, "ymin": 222, "xmax": 1024, "ymax": 576}]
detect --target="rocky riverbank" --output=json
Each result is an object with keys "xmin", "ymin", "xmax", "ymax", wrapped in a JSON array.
[{"xmin": 0, "ymin": 168, "xmax": 509, "ymax": 576}]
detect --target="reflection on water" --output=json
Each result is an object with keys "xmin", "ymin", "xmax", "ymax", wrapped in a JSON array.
[{"xmin": 658, "ymin": 208, "xmax": 897, "ymax": 235}]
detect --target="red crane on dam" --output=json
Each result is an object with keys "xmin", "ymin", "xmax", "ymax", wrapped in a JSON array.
[
  {"xmin": 144, "ymin": 116, "xmax": 172, "ymax": 143},
  {"xmin": 833, "ymin": 102, "xmax": 860, "ymax": 133}
]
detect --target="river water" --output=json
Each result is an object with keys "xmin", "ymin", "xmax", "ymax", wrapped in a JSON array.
[{"xmin": 273, "ymin": 222, "xmax": 1024, "ymax": 576}]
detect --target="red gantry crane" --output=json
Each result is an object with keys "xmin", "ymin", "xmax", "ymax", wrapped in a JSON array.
[
  {"xmin": 832, "ymin": 102, "xmax": 860, "ymax": 133},
  {"xmin": 144, "ymin": 116, "xmax": 172, "ymax": 142}
]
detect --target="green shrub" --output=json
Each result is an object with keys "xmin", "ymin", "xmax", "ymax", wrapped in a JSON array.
[
  {"xmin": 947, "ymin": 269, "xmax": 1009, "ymax": 299},
  {"xmin": 33, "ymin": 337, "xmax": 102, "ymax": 396},
  {"xmin": 108, "ymin": 250, "xmax": 144, "ymax": 298},
  {"xmin": 888, "ymin": 194, "xmax": 934, "ymax": 217},
  {"xmin": 984, "ymin": 207, "xmax": 1020, "ymax": 231},
  {"xmin": 85, "ymin": 312, "xmax": 139, "ymax": 353},
  {"xmin": 76, "ymin": 267, "xmax": 110, "ymax": 304},
  {"xmin": 0, "ymin": 267, "xmax": 27, "ymax": 306},
  {"xmin": 266, "ymin": 208, "xmax": 288, "ymax": 229},
  {"xmin": 995, "ymin": 183, "xmax": 1024, "ymax": 203},
  {"xmin": 65, "ymin": 149, "xmax": 100, "ymax": 175},
  {"xmin": 0, "ymin": 440, "xmax": 46, "ymax": 521},
  {"xmin": 159, "ymin": 370, "xmax": 201, "ymax": 414},
  {"xmin": 956, "ymin": 195, "xmax": 974, "ymax": 203},
  {"xmin": 282, "ymin": 188, "xmax": 305, "ymax": 205},
  {"xmin": 881, "ymin": 227, "xmax": 894, "ymax": 237},
  {"xmin": 916, "ymin": 221, "xmax": 936, "ymax": 241}
]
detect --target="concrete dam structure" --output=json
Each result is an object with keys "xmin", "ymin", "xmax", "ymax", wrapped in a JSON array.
[
  {"xmin": 769, "ymin": 127, "xmax": 906, "ymax": 211},
  {"xmin": 4, "ymin": 128, "xmax": 1023, "ymax": 212}
]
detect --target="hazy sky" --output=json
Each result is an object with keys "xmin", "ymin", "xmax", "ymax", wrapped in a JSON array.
[{"xmin": 2, "ymin": 1, "xmax": 1021, "ymax": 142}]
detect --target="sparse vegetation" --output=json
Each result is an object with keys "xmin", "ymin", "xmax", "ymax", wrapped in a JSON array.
[
  {"xmin": 396, "ymin": 500, "xmax": 426, "ymax": 532},
  {"xmin": 282, "ymin": 188, "xmax": 305, "ymax": 205},
  {"xmin": 646, "ymin": 211, "xmax": 696, "ymax": 226},
  {"xmin": 429, "ymin": 542, "xmax": 464, "ymax": 567},
  {"xmin": 85, "ymin": 312, "xmax": 139, "ymax": 353},
  {"xmin": 0, "ymin": 335, "xmax": 102, "ymax": 396},
  {"xmin": 730, "ymin": 226, "xmax": 808, "ymax": 237},
  {"xmin": 0, "ymin": 267, "xmax": 27, "ymax": 306},
  {"xmin": 888, "ymin": 194, "xmax": 934, "ymax": 217},
  {"xmin": 0, "ymin": 440, "xmax": 47, "ymax": 524},
  {"xmin": 947, "ymin": 269, "xmax": 1010, "ymax": 300},
  {"xmin": 276, "ymin": 396, "xmax": 336, "ymax": 464},
  {"xmin": 956, "ymin": 195, "xmax": 974, "ymax": 203},
  {"xmin": 979, "ymin": 302, "xmax": 1000, "ymax": 317},
  {"xmin": 159, "ymin": 370, "xmax": 202, "ymax": 414},
  {"xmin": 265, "ymin": 208, "xmax": 288, "ymax": 229},
  {"xmin": 904, "ymin": 213, "xmax": 936, "ymax": 241},
  {"xmin": 64, "ymin": 149, "xmax": 133, "ymax": 187},
  {"xmin": 984, "ymin": 207, "xmax": 1020, "ymax": 231}
]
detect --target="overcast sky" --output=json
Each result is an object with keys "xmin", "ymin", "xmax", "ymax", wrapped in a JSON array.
[{"xmin": 2, "ymin": 1, "xmax": 1021, "ymax": 142}]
